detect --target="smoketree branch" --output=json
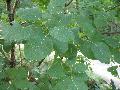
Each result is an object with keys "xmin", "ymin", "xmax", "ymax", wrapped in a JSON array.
[{"xmin": 6, "ymin": 0, "xmax": 20, "ymax": 68}]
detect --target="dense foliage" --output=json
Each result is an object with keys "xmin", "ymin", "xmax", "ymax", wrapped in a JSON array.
[{"xmin": 0, "ymin": 0, "xmax": 120, "ymax": 90}]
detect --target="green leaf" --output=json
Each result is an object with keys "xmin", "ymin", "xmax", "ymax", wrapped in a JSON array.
[
  {"xmin": 71, "ymin": 27, "xmax": 81, "ymax": 45},
  {"xmin": 107, "ymin": 66, "xmax": 118, "ymax": 77},
  {"xmin": 91, "ymin": 42, "xmax": 111, "ymax": 63},
  {"xmin": 73, "ymin": 63, "xmax": 87, "ymax": 73},
  {"xmin": 0, "ymin": 39, "xmax": 4, "ymax": 45},
  {"xmin": 13, "ymin": 80, "xmax": 32, "ymax": 89},
  {"xmin": 47, "ymin": 59, "xmax": 65, "ymax": 78},
  {"xmin": 5, "ymin": 67, "xmax": 27, "ymax": 80},
  {"xmin": 65, "ymin": 58, "xmax": 87, "ymax": 77},
  {"xmin": 24, "ymin": 34, "xmax": 53, "ymax": 60},
  {"xmin": 37, "ymin": 75, "xmax": 52, "ymax": 90},
  {"xmin": 53, "ymin": 76, "xmax": 88, "ymax": 90},
  {"xmin": 0, "ymin": 82, "xmax": 10, "ymax": 90},
  {"xmin": 0, "ymin": 72, "xmax": 5, "ymax": 80},
  {"xmin": 103, "ymin": 37, "xmax": 120, "ymax": 49},
  {"xmin": 90, "ymin": 32, "xmax": 103, "ymax": 42},
  {"xmin": 65, "ymin": 44, "xmax": 77, "ymax": 59},
  {"xmin": 45, "ymin": 13, "xmax": 75, "ymax": 28},
  {"xmin": 33, "ymin": 0, "xmax": 50, "ymax": 9},
  {"xmin": 94, "ymin": 13, "xmax": 108, "ymax": 28},
  {"xmin": 110, "ymin": 48, "xmax": 120, "ymax": 63},
  {"xmin": 80, "ymin": 40, "xmax": 94, "ymax": 59},
  {"xmin": 76, "ymin": 14, "xmax": 95, "ymax": 38},
  {"xmin": 20, "ymin": 0, "xmax": 32, "ymax": 8},
  {"xmin": 17, "ymin": 7, "xmax": 42, "ymax": 21},
  {"xmin": 53, "ymin": 38, "xmax": 68, "ymax": 54},
  {"xmin": 47, "ymin": 0, "xmax": 66, "ymax": 14},
  {"xmin": 2, "ymin": 22, "xmax": 32, "ymax": 42},
  {"xmin": 0, "ymin": 56, "xmax": 5, "ymax": 71},
  {"xmin": 3, "ymin": 41, "xmax": 12, "ymax": 53},
  {"xmin": 50, "ymin": 26, "xmax": 75, "ymax": 42}
]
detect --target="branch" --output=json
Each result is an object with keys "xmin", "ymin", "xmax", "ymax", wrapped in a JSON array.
[
  {"xmin": 10, "ymin": 44, "xmax": 15, "ymax": 68},
  {"xmin": 18, "ymin": 44, "xmax": 22, "ymax": 66},
  {"xmin": 37, "ymin": 58, "xmax": 45, "ymax": 67},
  {"xmin": 6, "ymin": 0, "xmax": 13, "ymax": 25},
  {"xmin": 6, "ymin": 0, "xmax": 12, "ymax": 12},
  {"xmin": 6, "ymin": 0, "xmax": 20, "ymax": 24},
  {"xmin": 13, "ymin": 0, "xmax": 20, "ymax": 14},
  {"xmin": 6, "ymin": 0, "xmax": 17, "ymax": 68}
]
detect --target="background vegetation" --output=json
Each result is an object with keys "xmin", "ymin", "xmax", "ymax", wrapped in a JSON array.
[{"xmin": 0, "ymin": 0, "xmax": 120, "ymax": 90}]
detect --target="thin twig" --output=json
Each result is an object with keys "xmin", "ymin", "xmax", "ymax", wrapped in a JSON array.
[
  {"xmin": 65, "ymin": 0, "xmax": 73, "ymax": 7},
  {"xmin": 37, "ymin": 58, "xmax": 45, "ymax": 67},
  {"xmin": 64, "ymin": 0, "xmax": 73, "ymax": 14},
  {"xmin": 18, "ymin": 44, "xmax": 22, "ymax": 66},
  {"xmin": 13, "ymin": 0, "xmax": 19, "ymax": 14}
]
